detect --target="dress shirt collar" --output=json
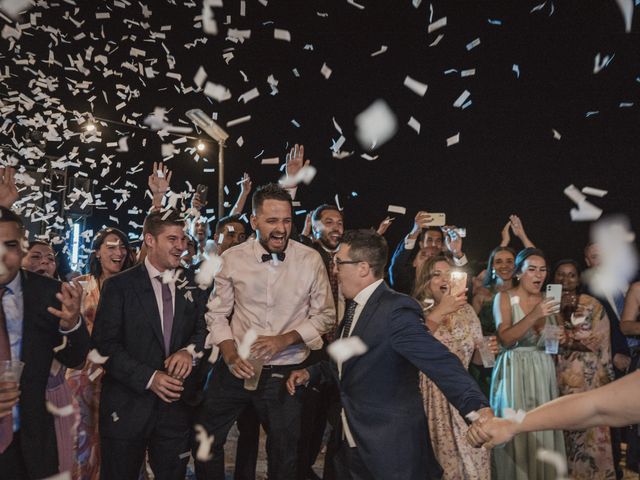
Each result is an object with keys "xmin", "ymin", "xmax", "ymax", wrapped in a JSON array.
[
  {"xmin": 144, "ymin": 256, "xmax": 174, "ymax": 281},
  {"xmin": 252, "ymin": 237, "xmax": 292, "ymax": 263},
  {"xmin": 352, "ymin": 279, "xmax": 384, "ymax": 307},
  {"xmin": 4, "ymin": 270, "xmax": 23, "ymax": 296}
]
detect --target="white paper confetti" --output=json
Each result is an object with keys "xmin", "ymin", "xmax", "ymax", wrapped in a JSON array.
[
  {"xmin": 327, "ymin": 336, "xmax": 368, "ymax": 363},
  {"xmin": 194, "ymin": 424, "xmax": 215, "ymax": 461},
  {"xmin": 387, "ymin": 205, "xmax": 406, "ymax": 215},
  {"xmin": 195, "ymin": 254, "xmax": 223, "ymax": 289},
  {"xmin": 466, "ymin": 38, "xmax": 481, "ymax": 50},
  {"xmin": 407, "ymin": 116, "xmax": 421, "ymax": 134},
  {"xmin": 237, "ymin": 87, "xmax": 259, "ymax": 104},
  {"xmin": 274, "ymin": 28, "xmax": 291, "ymax": 41},
  {"xmin": 537, "ymin": 449, "xmax": 568, "ymax": 479},
  {"xmin": 46, "ymin": 401, "xmax": 75, "ymax": 417},
  {"xmin": 320, "ymin": 63, "xmax": 332, "ymax": 79},
  {"xmin": 370, "ymin": 45, "xmax": 388, "ymax": 57},
  {"xmin": 261, "ymin": 157, "xmax": 279, "ymax": 165},
  {"xmin": 552, "ymin": 129, "xmax": 561, "ymax": 140},
  {"xmin": 237, "ymin": 329, "xmax": 258, "ymax": 360},
  {"xmin": 503, "ymin": 407, "xmax": 527, "ymax": 423},
  {"xmin": 204, "ymin": 82, "xmax": 232, "ymax": 102},
  {"xmin": 403, "ymin": 76, "xmax": 428, "ymax": 96},
  {"xmin": 581, "ymin": 186, "xmax": 608, "ymax": 197},
  {"xmin": 87, "ymin": 348, "xmax": 109, "ymax": 364},
  {"xmin": 614, "ymin": 0, "xmax": 634, "ymax": 33},
  {"xmin": 226, "ymin": 115, "xmax": 251, "ymax": 127},
  {"xmin": 194, "ymin": 66, "xmax": 208, "ymax": 88},
  {"xmin": 354, "ymin": 99, "xmax": 398, "ymax": 150},
  {"xmin": 428, "ymin": 16, "xmax": 447, "ymax": 33},
  {"xmin": 446, "ymin": 132, "xmax": 460, "ymax": 146},
  {"xmin": 453, "ymin": 90, "xmax": 471, "ymax": 108},
  {"xmin": 53, "ymin": 336, "xmax": 68, "ymax": 353}
]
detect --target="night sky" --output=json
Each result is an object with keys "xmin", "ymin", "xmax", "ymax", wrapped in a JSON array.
[{"xmin": 1, "ymin": 0, "xmax": 638, "ymax": 272}]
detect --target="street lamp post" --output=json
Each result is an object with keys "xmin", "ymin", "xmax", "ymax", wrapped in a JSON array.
[{"xmin": 186, "ymin": 109, "xmax": 230, "ymax": 218}]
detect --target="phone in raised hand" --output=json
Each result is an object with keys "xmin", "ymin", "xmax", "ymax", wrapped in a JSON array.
[
  {"xmin": 425, "ymin": 213, "xmax": 446, "ymax": 227},
  {"xmin": 449, "ymin": 271, "xmax": 468, "ymax": 296},
  {"xmin": 545, "ymin": 284, "xmax": 563, "ymax": 304}
]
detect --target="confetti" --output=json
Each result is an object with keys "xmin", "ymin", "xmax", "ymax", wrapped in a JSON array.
[
  {"xmin": 320, "ymin": 63, "xmax": 332, "ymax": 79},
  {"xmin": 237, "ymin": 87, "xmax": 260, "ymax": 104},
  {"xmin": 370, "ymin": 45, "xmax": 388, "ymax": 56},
  {"xmin": 87, "ymin": 348, "xmax": 109, "ymax": 364},
  {"xmin": 347, "ymin": 0, "xmax": 365, "ymax": 9},
  {"xmin": 429, "ymin": 34, "xmax": 444, "ymax": 46},
  {"xmin": 387, "ymin": 205, "xmax": 406, "ymax": 215},
  {"xmin": 537, "ymin": 449, "xmax": 568, "ymax": 479},
  {"xmin": 512, "ymin": 64, "xmax": 520, "ymax": 78},
  {"xmin": 237, "ymin": 329, "xmax": 258, "ymax": 360},
  {"xmin": 614, "ymin": 0, "xmax": 634, "ymax": 32},
  {"xmin": 204, "ymin": 82, "xmax": 232, "ymax": 102},
  {"xmin": 427, "ymin": 17, "xmax": 447, "ymax": 33},
  {"xmin": 446, "ymin": 132, "xmax": 460, "ymax": 146},
  {"xmin": 193, "ymin": 66, "xmax": 208, "ymax": 88},
  {"xmin": 453, "ymin": 89, "xmax": 471, "ymax": 108},
  {"xmin": 195, "ymin": 254, "xmax": 223, "ymax": 289},
  {"xmin": 53, "ymin": 336, "xmax": 68, "ymax": 353},
  {"xmin": 593, "ymin": 53, "xmax": 614, "ymax": 74},
  {"xmin": 46, "ymin": 401, "xmax": 75, "ymax": 417},
  {"xmin": 354, "ymin": 99, "xmax": 398, "ymax": 150},
  {"xmin": 407, "ymin": 116, "xmax": 420, "ymax": 134},
  {"xmin": 466, "ymin": 38, "xmax": 481, "ymax": 50},
  {"xmin": 503, "ymin": 407, "xmax": 527, "ymax": 423},
  {"xmin": 194, "ymin": 425, "xmax": 215, "ymax": 461},
  {"xmin": 226, "ymin": 115, "xmax": 251, "ymax": 127},
  {"xmin": 552, "ymin": 129, "xmax": 561, "ymax": 140},
  {"xmin": 280, "ymin": 164, "xmax": 317, "ymax": 188},
  {"xmin": 403, "ymin": 76, "xmax": 428, "ymax": 96},
  {"xmin": 0, "ymin": 0, "xmax": 33, "ymax": 19},
  {"xmin": 327, "ymin": 336, "xmax": 368, "ymax": 363},
  {"xmin": 274, "ymin": 28, "xmax": 291, "ymax": 41},
  {"xmin": 261, "ymin": 157, "xmax": 279, "ymax": 165},
  {"xmin": 581, "ymin": 186, "xmax": 608, "ymax": 197}
]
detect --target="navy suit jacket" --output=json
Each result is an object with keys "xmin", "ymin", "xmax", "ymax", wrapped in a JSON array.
[
  {"xmin": 308, "ymin": 282, "xmax": 489, "ymax": 480},
  {"xmin": 92, "ymin": 263, "xmax": 207, "ymax": 439},
  {"xmin": 8, "ymin": 270, "xmax": 90, "ymax": 479}
]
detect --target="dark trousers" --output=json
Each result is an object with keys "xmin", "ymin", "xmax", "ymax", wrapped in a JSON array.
[
  {"xmin": 195, "ymin": 360, "xmax": 303, "ymax": 480},
  {"xmin": 234, "ymin": 404, "xmax": 261, "ymax": 480},
  {"xmin": 626, "ymin": 349, "xmax": 640, "ymax": 473},
  {"xmin": 334, "ymin": 440, "xmax": 375, "ymax": 480},
  {"xmin": 100, "ymin": 402, "xmax": 191, "ymax": 480},
  {"xmin": 0, "ymin": 433, "xmax": 29, "ymax": 480}
]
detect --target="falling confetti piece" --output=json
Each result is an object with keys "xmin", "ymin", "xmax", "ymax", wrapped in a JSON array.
[
  {"xmin": 327, "ymin": 336, "xmax": 368, "ymax": 363},
  {"xmin": 403, "ymin": 76, "xmax": 428, "ymax": 96},
  {"xmin": 194, "ymin": 424, "xmax": 215, "ymax": 461},
  {"xmin": 446, "ymin": 132, "xmax": 460, "ymax": 146},
  {"xmin": 387, "ymin": 205, "xmax": 406, "ymax": 214},
  {"xmin": 581, "ymin": 186, "xmax": 608, "ymax": 197},
  {"xmin": 354, "ymin": 99, "xmax": 398, "ymax": 150},
  {"xmin": 274, "ymin": 28, "xmax": 291, "ymax": 41},
  {"xmin": 407, "ymin": 116, "xmax": 420, "ymax": 134}
]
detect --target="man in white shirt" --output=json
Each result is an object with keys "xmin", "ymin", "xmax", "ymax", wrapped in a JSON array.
[{"xmin": 195, "ymin": 183, "xmax": 335, "ymax": 480}]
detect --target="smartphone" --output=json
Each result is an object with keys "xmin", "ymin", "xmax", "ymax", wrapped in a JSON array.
[
  {"xmin": 196, "ymin": 184, "xmax": 208, "ymax": 203},
  {"xmin": 449, "ymin": 271, "xmax": 468, "ymax": 296},
  {"xmin": 426, "ymin": 213, "xmax": 446, "ymax": 227},
  {"xmin": 545, "ymin": 284, "xmax": 563, "ymax": 304}
]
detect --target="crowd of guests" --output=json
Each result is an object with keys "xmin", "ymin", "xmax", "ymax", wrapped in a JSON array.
[{"xmin": 0, "ymin": 144, "xmax": 639, "ymax": 480}]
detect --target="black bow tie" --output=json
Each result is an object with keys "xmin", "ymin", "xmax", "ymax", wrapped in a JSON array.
[{"xmin": 262, "ymin": 252, "xmax": 285, "ymax": 262}]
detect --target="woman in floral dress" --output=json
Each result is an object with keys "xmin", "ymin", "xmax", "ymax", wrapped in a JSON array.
[
  {"xmin": 553, "ymin": 259, "xmax": 615, "ymax": 480},
  {"xmin": 414, "ymin": 255, "xmax": 496, "ymax": 480}
]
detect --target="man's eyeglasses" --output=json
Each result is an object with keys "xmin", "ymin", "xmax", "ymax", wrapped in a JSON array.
[{"xmin": 335, "ymin": 258, "xmax": 363, "ymax": 267}]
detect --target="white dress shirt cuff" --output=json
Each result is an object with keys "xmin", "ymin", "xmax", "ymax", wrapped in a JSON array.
[
  {"xmin": 453, "ymin": 254, "xmax": 468, "ymax": 267},
  {"xmin": 59, "ymin": 317, "xmax": 83, "ymax": 334},
  {"xmin": 404, "ymin": 236, "xmax": 417, "ymax": 250},
  {"xmin": 146, "ymin": 371, "xmax": 157, "ymax": 390},
  {"xmin": 296, "ymin": 322, "xmax": 324, "ymax": 348}
]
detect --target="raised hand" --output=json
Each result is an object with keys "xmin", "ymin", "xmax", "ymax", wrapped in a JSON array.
[
  {"xmin": 500, "ymin": 221, "xmax": 511, "ymax": 247},
  {"xmin": 47, "ymin": 281, "xmax": 84, "ymax": 331},
  {"xmin": 436, "ymin": 290, "xmax": 468, "ymax": 316},
  {"xmin": 0, "ymin": 166, "xmax": 18, "ymax": 208},
  {"xmin": 302, "ymin": 213, "xmax": 313, "ymax": 237},
  {"xmin": 509, "ymin": 215, "xmax": 526, "ymax": 239},
  {"xmin": 376, "ymin": 216, "xmax": 394, "ymax": 236},
  {"xmin": 443, "ymin": 227, "xmax": 463, "ymax": 258},
  {"xmin": 409, "ymin": 211, "xmax": 433, "ymax": 237},
  {"xmin": 239, "ymin": 172, "xmax": 252, "ymax": 197},
  {"xmin": 148, "ymin": 161, "xmax": 172, "ymax": 197},
  {"xmin": 285, "ymin": 144, "xmax": 311, "ymax": 179},
  {"xmin": 532, "ymin": 298, "xmax": 561, "ymax": 319}
]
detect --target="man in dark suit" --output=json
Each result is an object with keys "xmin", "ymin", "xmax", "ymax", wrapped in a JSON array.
[
  {"xmin": 287, "ymin": 229, "xmax": 492, "ymax": 480},
  {"xmin": 0, "ymin": 206, "xmax": 89, "ymax": 479},
  {"xmin": 92, "ymin": 209, "xmax": 207, "ymax": 480}
]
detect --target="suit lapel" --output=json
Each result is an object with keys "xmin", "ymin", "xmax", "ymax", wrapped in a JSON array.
[
  {"xmin": 170, "ymin": 270, "xmax": 188, "ymax": 353},
  {"xmin": 134, "ymin": 264, "xmax": 165, "ymax": 351},
  {"xmin": 19, "ymin": 270, "xmax": 34, "ymax": 364},
  {"xmin": 341, "ymin": 282, "xmax": 387, "ymax": 378}
]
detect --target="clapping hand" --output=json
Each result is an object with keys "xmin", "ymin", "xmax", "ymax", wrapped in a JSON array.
[
  {"xmin": 47, "ymin": 281, "xmax": 83, "ymax": 331},
  {"xmin": 0, "ymin": 166, "xmax": 18, "ymax": 209}
]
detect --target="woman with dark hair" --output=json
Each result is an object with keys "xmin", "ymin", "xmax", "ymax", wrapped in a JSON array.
[
  {"xmin": 470, "ymin": 246, "xmax": 516, "ymax": 397},
  {"xmin": 22, "ymin": 240, "xmax": 77, "ymax": 475},
  {"xmin": 413, "ymin": 255, "xmax": 495, "ymax": 479},
  {"xmin": 491, "ymin": 248, "xmax": 567, "ymax": 479},
  {"xmin": 66, "ymin": 227, "xmax": 135, "ymax": 480},
  {"xmin": 552, "ymin": 259, "xmax": 615, "ymax": 479}
]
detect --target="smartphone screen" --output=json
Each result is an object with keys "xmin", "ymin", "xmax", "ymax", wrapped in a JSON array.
[
  {"xmin": 196, "ymin": 184, "xmax": 208, "ymax": 203},
  {"xmin": 545, "ymin": 284, "xmax": 562, "ymax": 304},
  {"xmin": 449, "ymin": 271, "xmax": 467, "ymax": 296}
]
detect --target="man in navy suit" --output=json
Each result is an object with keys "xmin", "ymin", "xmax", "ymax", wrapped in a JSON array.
[
  {"xmin": 287, "ymin": 229, "xmax": 492, "ymax": 480},
  {"xmin": 93, "ymin": 210, "xmax": 207, "ymax": 479}
]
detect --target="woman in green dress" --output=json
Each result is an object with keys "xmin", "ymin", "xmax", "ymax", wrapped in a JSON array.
[{"xmin": 490, "ymin": 248, "xmax": 567, "ymax": 479}]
